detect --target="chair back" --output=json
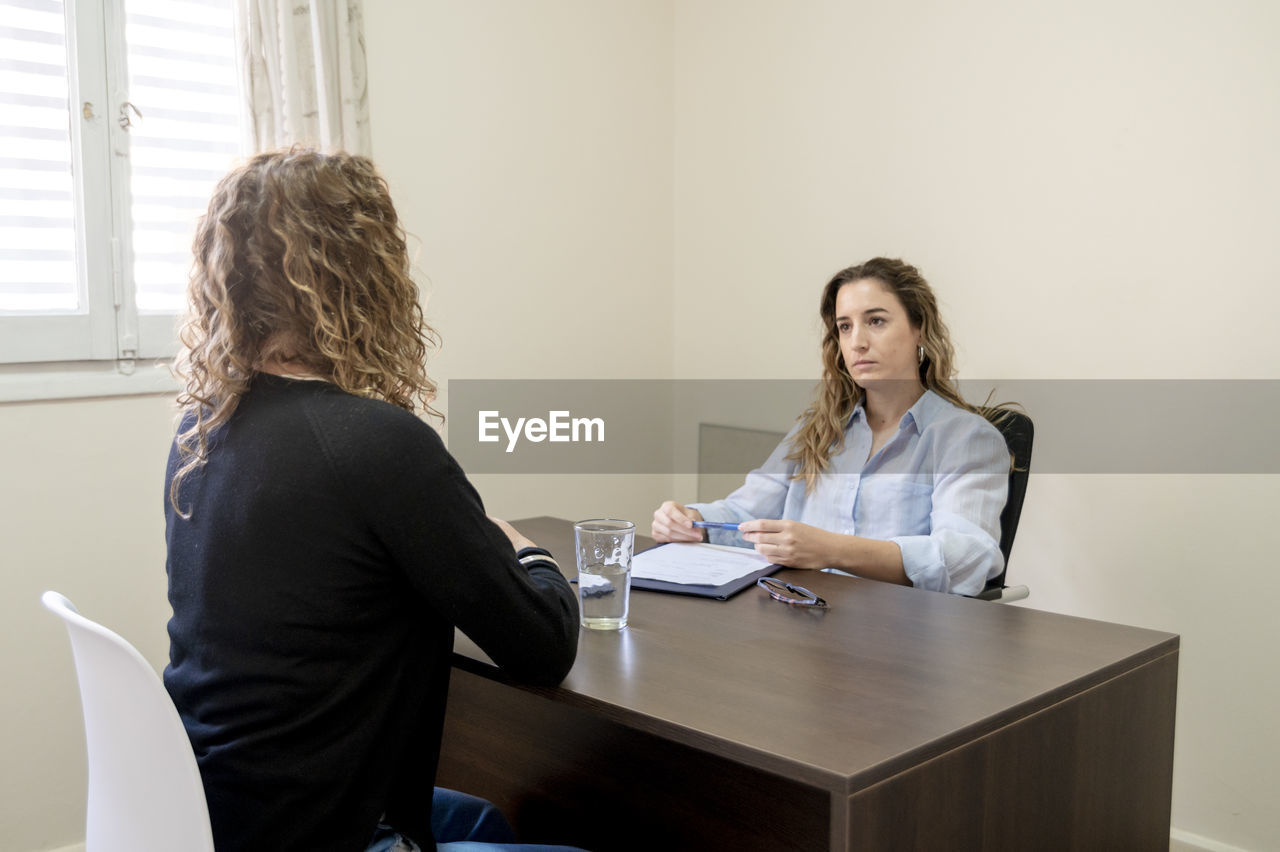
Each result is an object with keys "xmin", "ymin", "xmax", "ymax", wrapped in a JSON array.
[
  {"xmin": 41, "ymin": 591, "xmax": 214, "ymax": 852},
  {"xmin": 980, "ymin": 409, "xmax": 1035, "ymax": 593}
]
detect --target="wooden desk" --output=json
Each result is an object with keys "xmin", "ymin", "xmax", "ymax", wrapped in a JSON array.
[{"xmin": 439, "ymin": 517, "xmax": 1178, "ymax": 851}]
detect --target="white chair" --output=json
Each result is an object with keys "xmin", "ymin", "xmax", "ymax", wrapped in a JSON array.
[{"xmin": 41, "ymin": 591, "xmax": 214, "ymax": 852}]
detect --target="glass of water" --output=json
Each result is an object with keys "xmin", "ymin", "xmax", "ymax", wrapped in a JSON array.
[{"xmin": 573, "ymin": 519, "xmax": 635, "ymax": 630}]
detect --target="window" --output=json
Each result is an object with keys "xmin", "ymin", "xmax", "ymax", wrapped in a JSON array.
[{"xmin": 0, "ymin": 0, "xmax": 243, "ymax": 376}]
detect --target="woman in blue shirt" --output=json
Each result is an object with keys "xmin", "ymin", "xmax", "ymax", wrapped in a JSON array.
[{"xmin": 651, "ymin": 258, "xmax": 1010, "ymax": 596}]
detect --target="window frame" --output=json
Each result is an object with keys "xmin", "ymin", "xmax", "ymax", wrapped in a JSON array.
[{"xmin": 0, "ymin": 0, "xmax": 234, "ymax": 398}]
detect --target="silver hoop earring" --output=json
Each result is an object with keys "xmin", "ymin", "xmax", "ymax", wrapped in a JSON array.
[{"xmin": 917, "ymin": 345, "xmax": 925, "ymax": 365}]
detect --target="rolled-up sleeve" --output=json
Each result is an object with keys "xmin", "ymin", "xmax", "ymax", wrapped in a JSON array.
[{"xmin": 891, "ymin": 424, "xmax": 1009, "ymax": 595}]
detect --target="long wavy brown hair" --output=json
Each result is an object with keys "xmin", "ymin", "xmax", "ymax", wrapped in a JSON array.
[
  {"xmin": 170, "ymin": 147, "xmax": 439, "ymax": 515},
  {"xmin": 787, "ymin": 257, "xmax": 1010, "ymax": 492}
]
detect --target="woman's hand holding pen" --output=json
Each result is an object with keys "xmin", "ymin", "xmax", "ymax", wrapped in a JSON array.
[
  {"xmin": 738, "ymin": 519, "xmax": 837, "ymax": 570},
  {"xmin": 651, "ymin": 501, "xmax": 706, "ymax": 543}
]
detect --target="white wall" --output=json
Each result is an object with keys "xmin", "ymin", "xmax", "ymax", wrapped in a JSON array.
[
  {"xmin": 6, "ymin": 2, "xmax": 1276, "ymax": 850},
  {"xmin": 671, "ymin": 2, "xmax": 1278, "ymax": 850},
  {"xmin": 364, "ymin": 0, "xmax": 676, "ymax": 526},
  {"xmin": 1, "ymin": 395, "xmax": 175, "ymax": 852}
]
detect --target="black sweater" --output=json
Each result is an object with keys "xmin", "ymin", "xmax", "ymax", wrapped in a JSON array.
[{"xmin": 163, "ymin": 375, "xmax": 579, "ymax": 851}]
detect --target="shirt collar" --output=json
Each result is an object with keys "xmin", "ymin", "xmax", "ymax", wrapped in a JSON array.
[{"xmin": 849, "ymin": 389, "xmax": 942, "ymax": 434}]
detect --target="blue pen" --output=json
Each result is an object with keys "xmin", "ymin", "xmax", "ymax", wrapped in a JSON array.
[{"xmin": 692, "ymin": 520, "xmax": 739, "ymax": 531}]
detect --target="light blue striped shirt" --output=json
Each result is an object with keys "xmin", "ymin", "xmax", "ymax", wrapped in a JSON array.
[{"xmin": 688, "ymin": 390, "xmax": 1009, "ymax": 596}]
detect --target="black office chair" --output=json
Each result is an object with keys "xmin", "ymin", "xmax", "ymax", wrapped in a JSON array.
[{"xmin": 971, "ymin": 409, "xmax": 1034, "ymax": 602}]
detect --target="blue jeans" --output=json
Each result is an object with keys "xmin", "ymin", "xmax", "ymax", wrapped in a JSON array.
[{"xmin": 366, "ymin": 787, "xmax": 587, "ymax": 852}]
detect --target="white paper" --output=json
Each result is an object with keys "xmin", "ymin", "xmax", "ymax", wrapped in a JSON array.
[{"xmin": 631, "ymin": 543, "xmax": 771, "ymax": 586}]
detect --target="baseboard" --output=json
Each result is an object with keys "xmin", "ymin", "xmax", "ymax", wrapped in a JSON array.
[{"xmin": 1171, "ymin": 827, "xmax": 1251, "ymax": 852}]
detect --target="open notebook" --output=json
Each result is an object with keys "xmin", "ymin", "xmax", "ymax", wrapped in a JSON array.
[{"xmin": 630, "ymin": 542, "xmax": 780, "ymax": 600}]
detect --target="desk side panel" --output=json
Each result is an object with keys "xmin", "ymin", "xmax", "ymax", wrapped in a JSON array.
[
  {"xmin": 843, "ymin": 650, "xmax": 1178, "ymax": 851},
  {"xmin": 439, "ymin": 668, "xmax": 830, "ymax": 852}
]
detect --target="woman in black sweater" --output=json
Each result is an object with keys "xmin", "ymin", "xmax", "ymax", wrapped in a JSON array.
[{"xmin": 164, "ymin": 147, "xmax": 582, "ymax": 852}]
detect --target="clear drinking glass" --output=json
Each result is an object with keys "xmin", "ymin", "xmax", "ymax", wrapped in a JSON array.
[{"xmin": 573, "ymin": 519, "xmax": 635, "ymax": 630}]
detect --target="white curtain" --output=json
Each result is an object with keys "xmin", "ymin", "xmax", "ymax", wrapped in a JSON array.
[{"xmin": 234, "ymin": 0, "xmax": 372, "ymax": 155}]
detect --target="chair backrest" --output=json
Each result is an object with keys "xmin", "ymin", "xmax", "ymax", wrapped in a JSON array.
[
  {"xmin": 41, "ymin": 591, "xmax": 214, "ymax": 852},
  {"xmin": 980, "ymin": 409, "xmax": 1035, "ymax": 593}
]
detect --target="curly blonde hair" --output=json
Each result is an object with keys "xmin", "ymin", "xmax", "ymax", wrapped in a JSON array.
[
  {"xmin": 170, "ymin": 147, "xmax": 439, "ymax": 514},
  {"xmin": 787, "ymin": 258, "xmax": 1008, "ymax": 492}
]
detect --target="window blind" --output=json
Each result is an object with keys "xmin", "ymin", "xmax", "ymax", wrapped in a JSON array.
[
  {"xmin": 124, "ymin": 0, "xmax": 241, "ymax": 313},
  {"xmin": 0, "ymin": 0, "xmax": 78, "ymax": 312}
]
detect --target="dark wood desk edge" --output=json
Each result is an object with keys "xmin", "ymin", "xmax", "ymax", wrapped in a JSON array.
[
  {"xmin": 450, "ymin": 651, "xmax": 848, "ymax": 792},
  {"xmin": 839, "ymin": 643, "xmax": 1181, "ymax": 796},
  {"xmin": 453, "ymin": 636, "xmax": 1180, "ymax": 798}
]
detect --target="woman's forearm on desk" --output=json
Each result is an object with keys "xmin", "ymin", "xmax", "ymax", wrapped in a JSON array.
[{"xmin": 739, "ymin": 520, "xmax": 910, "ymax": 586}]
